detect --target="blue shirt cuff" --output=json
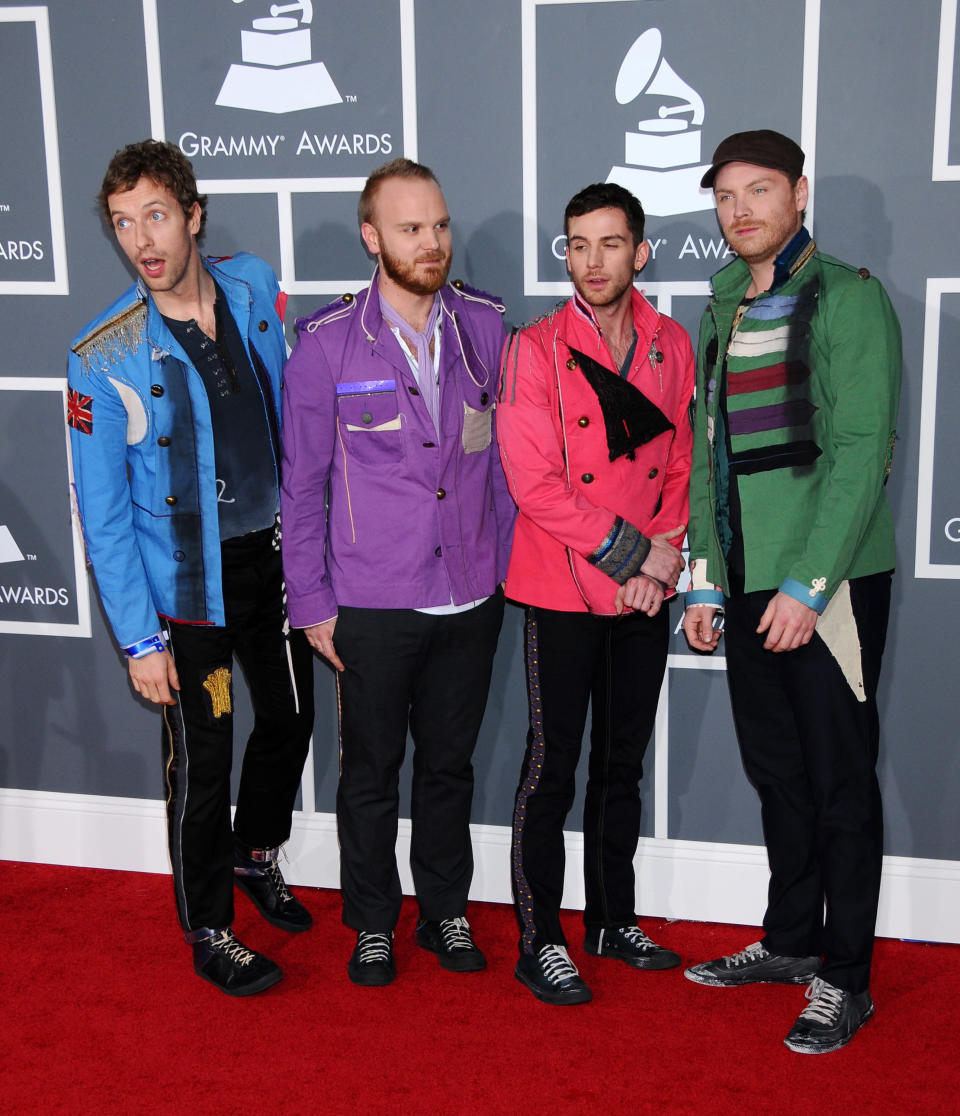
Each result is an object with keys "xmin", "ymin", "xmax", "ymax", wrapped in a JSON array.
[
  {"xmin": 685, "ymin": 588, "xmax": 724, "ymax": 609},
  {"xmin": 780, "ymin": 577, "xmax": 828, "ymax": 614}
]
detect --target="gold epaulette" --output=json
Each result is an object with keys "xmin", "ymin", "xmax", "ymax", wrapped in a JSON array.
[{"xmin": 71, "ymin": 301, "xmax": 147, "ymax": 375}]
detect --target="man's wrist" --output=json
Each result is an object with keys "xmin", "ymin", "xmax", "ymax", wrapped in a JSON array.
[{"xmin": 123, "ymin": 631, "xmax": 168, "ymax": 659}]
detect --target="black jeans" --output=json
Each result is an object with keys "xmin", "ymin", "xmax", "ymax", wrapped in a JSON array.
[
  {"xmin": 512, "ymin": 604, "xmax": 669, "ymax": 954},
  {"xmin": 724, "ymin": 572, "xmax": 891, "ymax": 993},
  {"xmin": 162, "ymin": 529, "xmax": 314, "ymax": 933},
  {"xmin": 333, "ymin": 592, "xmax": 505, "ymax": 930}
]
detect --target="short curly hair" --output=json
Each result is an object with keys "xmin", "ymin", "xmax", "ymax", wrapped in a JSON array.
[{"xmin": 98, "ymin": 139, "xmax": 208, "ymax": 241}]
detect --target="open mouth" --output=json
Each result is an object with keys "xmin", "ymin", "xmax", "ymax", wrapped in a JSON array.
[{"xmin": 140, "ymin": 257, "xmax": 165, "ymax": 277}]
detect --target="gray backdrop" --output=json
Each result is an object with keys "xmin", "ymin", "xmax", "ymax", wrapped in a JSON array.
[{"xmin": 1, "ymin": 1, "xmax": 957, "ymax": 873}]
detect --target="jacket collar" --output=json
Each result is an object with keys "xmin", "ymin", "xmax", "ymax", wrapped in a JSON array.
[
  {"xmin": 710, "ymin": 226, "xmax": 816, "ymax": 302},
  {"xmin": 569, "ymin": 285, "xmax": 660, "ymax": 344},
  {"xmin": 141, "ymin": 256, "xmax": 251, "ymax": 356}
]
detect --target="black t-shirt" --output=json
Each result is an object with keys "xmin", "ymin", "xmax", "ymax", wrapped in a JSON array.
[{"xmin": 162, "ymin": 284, "xmax": 278, "ymax": 541}]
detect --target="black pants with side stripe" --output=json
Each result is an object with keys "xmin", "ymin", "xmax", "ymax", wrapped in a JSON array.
[
  {"xmin": 511, "ymin": 605, "xmax": 669, "ymax": 955},
  {"xmin": 162, "ymin": 529, "xmax": 314, "ymax": 934},
  {"xmin": 724, "ymin": 572, "xmax": 892, "ymax": 994}
]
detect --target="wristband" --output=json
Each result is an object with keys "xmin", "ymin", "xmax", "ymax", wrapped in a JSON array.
[{"xmin": 124, "ymin": 631, "xmax": 168, "ymax": 659}]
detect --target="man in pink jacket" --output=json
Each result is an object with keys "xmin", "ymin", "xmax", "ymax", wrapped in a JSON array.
[{"xmin": 497, "ymin": 182, "xmax": 694, "ymax": 1004}]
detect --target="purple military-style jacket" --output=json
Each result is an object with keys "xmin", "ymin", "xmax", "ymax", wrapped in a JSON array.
[{"xmin": 280, "ymin": 273, "xmax": 516, "ymax": 628}]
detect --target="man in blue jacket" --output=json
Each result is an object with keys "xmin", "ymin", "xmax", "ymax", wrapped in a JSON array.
[{"xmin": 67, "ymin": 140, "xmax": 314, "ymax": 996}]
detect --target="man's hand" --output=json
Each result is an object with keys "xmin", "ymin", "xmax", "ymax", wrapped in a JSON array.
[
  {"xmin": 615, "ymin": 574, "xmax": 665, "ymax": 617},
  {"xmin": 757, "ymin": 592, "xmax": 818, "ymax": 653},
  {"xmin": 640, "ymin": 525, "xmax": 686, "ymax": 590},
  {"xmin": 129, "ymin": 649, "xmax": 180, "ymax": 705},
  {"xmin": 304, "ymin": 617, "xmax": 345, "ymax": 671},
  {"xmin": 683, "ymin": 606, "xmax": 722, "ymax": 653}
]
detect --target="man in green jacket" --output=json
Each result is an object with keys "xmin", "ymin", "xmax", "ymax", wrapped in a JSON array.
[{"xmin": 681, "ymin": 130, "xmax": 901, "ymax": 1055}]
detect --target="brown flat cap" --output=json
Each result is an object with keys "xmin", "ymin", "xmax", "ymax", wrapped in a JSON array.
[{"xmin": 700, "ymin": 129, "xmax": 805, "ymax": 189}]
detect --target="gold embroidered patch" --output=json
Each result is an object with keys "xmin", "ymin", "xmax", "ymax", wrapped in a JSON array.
[
  {"xmin": 72, "ymin": 301, "xmax": 147, "ymax": 375},
  {"xmin": 203, "ymin": 667, "xmax": 232, "ymax": 718}
]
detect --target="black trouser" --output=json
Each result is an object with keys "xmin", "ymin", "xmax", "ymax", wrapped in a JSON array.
[
  {"xmin": 162, "ymin": 529, "xmax": 314, "ymax": 933},
  {"xmin": 334, "ymin": 592, "xmax": 505, "ymax": 930},
  {"xmin": 512, "ymin": 605, "xmax": 669, "ymax": 955},
  {"xmin": 724, "ymin": 572, "xmax": 891, "ymax": 994}
]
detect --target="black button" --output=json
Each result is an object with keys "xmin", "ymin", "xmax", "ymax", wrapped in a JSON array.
[
  {"xmin": 173, "ymin": 550, "xmax": 185, "ymax": 562},
  {"xmin": 655, "ymin": 350, "xmax": 664, "ymax": 363},
  {"xmin": 648, "ymin": 467, "xmax": 659, "ymax": 479},
  {"xmin": 434, "ymin": 546, "xmax": 442, "ymax": 557},
  {"xmin": 480, "ymin": 392, "xmax": 489, "ymax": 405},
  {"xmin": 858, "ymin": 267, "xmax": 871, "ymax": 280},
  {"xmin": 342, "ymin": 292, "xmax": 354, "ymax": 304},
  {"xmin": 422, "ymin": 441, "xmax": 436, "ymax": 448},
  {"xmin": 361, "ymin": 411, "xmax": 373, "ymax": 424},
  {"xmin": 258, "ymin": 320, "xmax": 268, "ymax": 332},
  {"xmin": 581, "ymin": 473, "xmax": 594, "ymax": 484},
  {"xmin": 578, "ymin": 416, "xmax": 589, "ymax": 428},
  {"xmin": 408, "ymin": 385, "xmax": 420, "ymax": 396},
  {"xmin": 566, "ymin": 358, "xmax": 577, "ymax": 371},
  {"xmin": 436, "ymin": 488, "xmax": 446, "ymax": 500},
  {"xmin": 151, "ymin": 384, "xmax": 164, "ymax": 398},
  {"xmin": 165, "ymin": 495, "xmax": 178, "ymax": 506},
  {"xmin": 157, "ymin": 436, "xmax": 171, "ymax": 447}
]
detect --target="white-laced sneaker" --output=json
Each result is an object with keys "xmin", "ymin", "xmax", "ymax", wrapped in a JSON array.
[
  {"xmin": 685, "ymin": 940, "xmax": 820, "ymax": 987},
  {"xmin": 784, "ymin": 977, "xmax": 875, "ymax": 1054},
  {"xmin": 515, "ymin": 944, "xmax": 592, "ymax": 1005}
]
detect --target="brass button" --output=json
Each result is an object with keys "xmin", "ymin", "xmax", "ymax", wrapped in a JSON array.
[
  {"xmin": 151, "ymin": 384, "xmax": 164, "ymax": 398},
  {"xmin": 858, "ymin": 267, "xmax": 871, "ymax": 280},
  {"xmin": 157, "ymin": 436, "xmax": 171, "ymax": 447},
  {"xmin": 258, "ymin": 320, "xmax": 268, "ymax": 332},
  {"xmin": 361, "ymin": 411, "xmax": 373, "ymax": 424},
  {"xmin": 578, "ymin": 416, "xmax": 589, "ymax": 428},
  {"xmin": 165, "ymin": 495, "xmax": 178, "ymax": 506},
  {"xmin": 453, "ymin": 278, "xmax": 464, "ymax": 290},
  {"xmin": 436, "ymin": 488, "xmax": 446, "ymax": 500},
  {"xmin": 581, "ymin": 473, "xmax": 594, "ymax": 484},
  {"xmin": 566, "ymin": 358, "xmax": 577, "ymax": 371},
  {"xmin": 342, "ymin": 292, "xmax": 354, "ymax": 304},
  {"xmin": 480, "ymin": 392, "xmax": 489, "ymax": 405},
  {"xmin": 648, "ymin": 467, "xmax": 658, "ymax": 479}
]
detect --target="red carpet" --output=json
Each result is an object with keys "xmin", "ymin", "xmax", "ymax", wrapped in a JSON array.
[{"xmin": 4, "ymin": 861, "xmax": 955, "ymax": 1114}]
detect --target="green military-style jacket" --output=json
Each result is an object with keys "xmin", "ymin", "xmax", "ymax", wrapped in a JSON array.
[{"xmin": 686, "ymin": 229, "xmax": 901, "ymax": 612}]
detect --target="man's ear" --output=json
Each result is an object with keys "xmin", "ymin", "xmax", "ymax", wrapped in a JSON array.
[
  {"xmin": 634, "ymin": 239, "xmax": 650, "ymax": 272},
  {"xmin": 360, "ymin": 222, "xmax": 380, "ymax": 256}
]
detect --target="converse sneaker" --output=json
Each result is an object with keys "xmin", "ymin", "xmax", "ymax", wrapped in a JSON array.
[
  {"xmin": 234, "ymin": 845, "xmax": 312, "ymax": 933},
  {"xmin": 684, "ymin": 941, "xmax": 820, "ymax": 987},
  {"xmin": 584, "ymin": 924, "xmax": 680, "ymax": 970},
  {"xmin": 783, "ymin": 977, "xmax": 875, "ymax": 1054},
  {"xmin": 191, "ymin": 927, "xmax": 282, "ymax": 997},
  {"xmin": 416, "ymin": 917, "xmax": 487, "ymax": 972},
  {"xmin": 348, "ymin": 930, "xmax": 396, "ymax": 987},
  {"xmin": 515, "ymin": 944, "xmax": 592, "ymax": 1005}
]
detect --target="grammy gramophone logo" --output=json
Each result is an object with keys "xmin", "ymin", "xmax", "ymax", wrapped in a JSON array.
[
  {"xmin": 0, "ymin": 526, "xmax": 25, "ymax": 564},
  {"xmin": 216, "ymin": 0, "xmax": 342, "ymax": 114},
  {"xmin": 606, "ymin": 28, "xmax": 713, "ymax": 217}
]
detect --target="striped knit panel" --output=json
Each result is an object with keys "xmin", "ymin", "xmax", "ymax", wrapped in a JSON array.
[{"xmin": 725, "ymin": 284, "xmax": 822, "ymax": 475}]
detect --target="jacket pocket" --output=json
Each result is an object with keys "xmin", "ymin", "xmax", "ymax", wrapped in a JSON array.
[
  {"xmin": 337, "ymin": 381, "xmax": 404, "ymax": 464},
  {"xmin": 462, "ymin": 401, "xmax": 492, "ymax": 453}
]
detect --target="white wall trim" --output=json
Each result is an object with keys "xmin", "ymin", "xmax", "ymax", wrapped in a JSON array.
[{"xmin": 2, "ymin": 789, "xmax": 957, "ymax": 945}]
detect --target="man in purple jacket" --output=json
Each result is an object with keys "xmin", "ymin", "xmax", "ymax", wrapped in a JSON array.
[{"xmin": 280, "ymin": 158, "xmax": 515, "ymax": 986}]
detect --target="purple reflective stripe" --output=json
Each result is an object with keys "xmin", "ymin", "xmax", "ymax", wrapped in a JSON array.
[
  {"xmin": 729, "ymin": 399, "xmax": 817, "ymax": 435},
  {"xmin": 336, "ymin": 379, "xmax": 396, "ymax": 395}
]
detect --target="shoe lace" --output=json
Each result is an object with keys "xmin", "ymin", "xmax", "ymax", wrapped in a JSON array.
[
  {"xmin": 619, "ymin": 926, "xmax": 657, "ymax": 950},
  {"xmin": 357, "ymin": 931, "xmax": 392, "ymax": 965},
  {"xmin": 724, "ymin": 941, "xmax": 770, "ymax": 969},
  {"xmin": 263, "ymin": 858, "xmax": 294, "ymax": 904},
  {"xmin": 797, "ymin": 977, "xmax": 845, "ymax": 1025},
  {"xmin": 439, "ymin": 917, "xmax": 475, "ymax": 952},
  {"xmin": 210, "ymin": 928, "xmax": 256, "ymax": 968},
  {"xmin": 538, "ymin": 944, "xmax": 580, "ymax": 985}
]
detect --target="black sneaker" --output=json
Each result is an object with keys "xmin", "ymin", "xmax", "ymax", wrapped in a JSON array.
[
  {"xmin": 684, "ymin": 941, "xmax": 820, "ymax": 987},
  {"xmin": 234, "ymin": 850, "xmax": 312, "ymax": 933},
  {"xmin": 348, "ymin": 930, "xmax": 396, "ymax": 987},
  {"xmin": 514, "ymin": 944, "xmax": 592, "ymax": 1005},
  {"xmin": 191, "ymin": 928, "xmax": 282, "ymax": 997},
  {"xmin": 416, "ymin": 917, "xmax": 487, "ymax": 972},
  {"xmin": 584, "ymin": 924, "xmax": 681, "ymax": 970},
  {"xmin": 784, "ymin": 977, "xmax": 875, "ymax": 1054}
]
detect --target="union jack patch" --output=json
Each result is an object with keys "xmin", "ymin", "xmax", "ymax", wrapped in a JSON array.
[{"xmin": 67, "ymin": 388, "xmax": 93, "ymax": 435}]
